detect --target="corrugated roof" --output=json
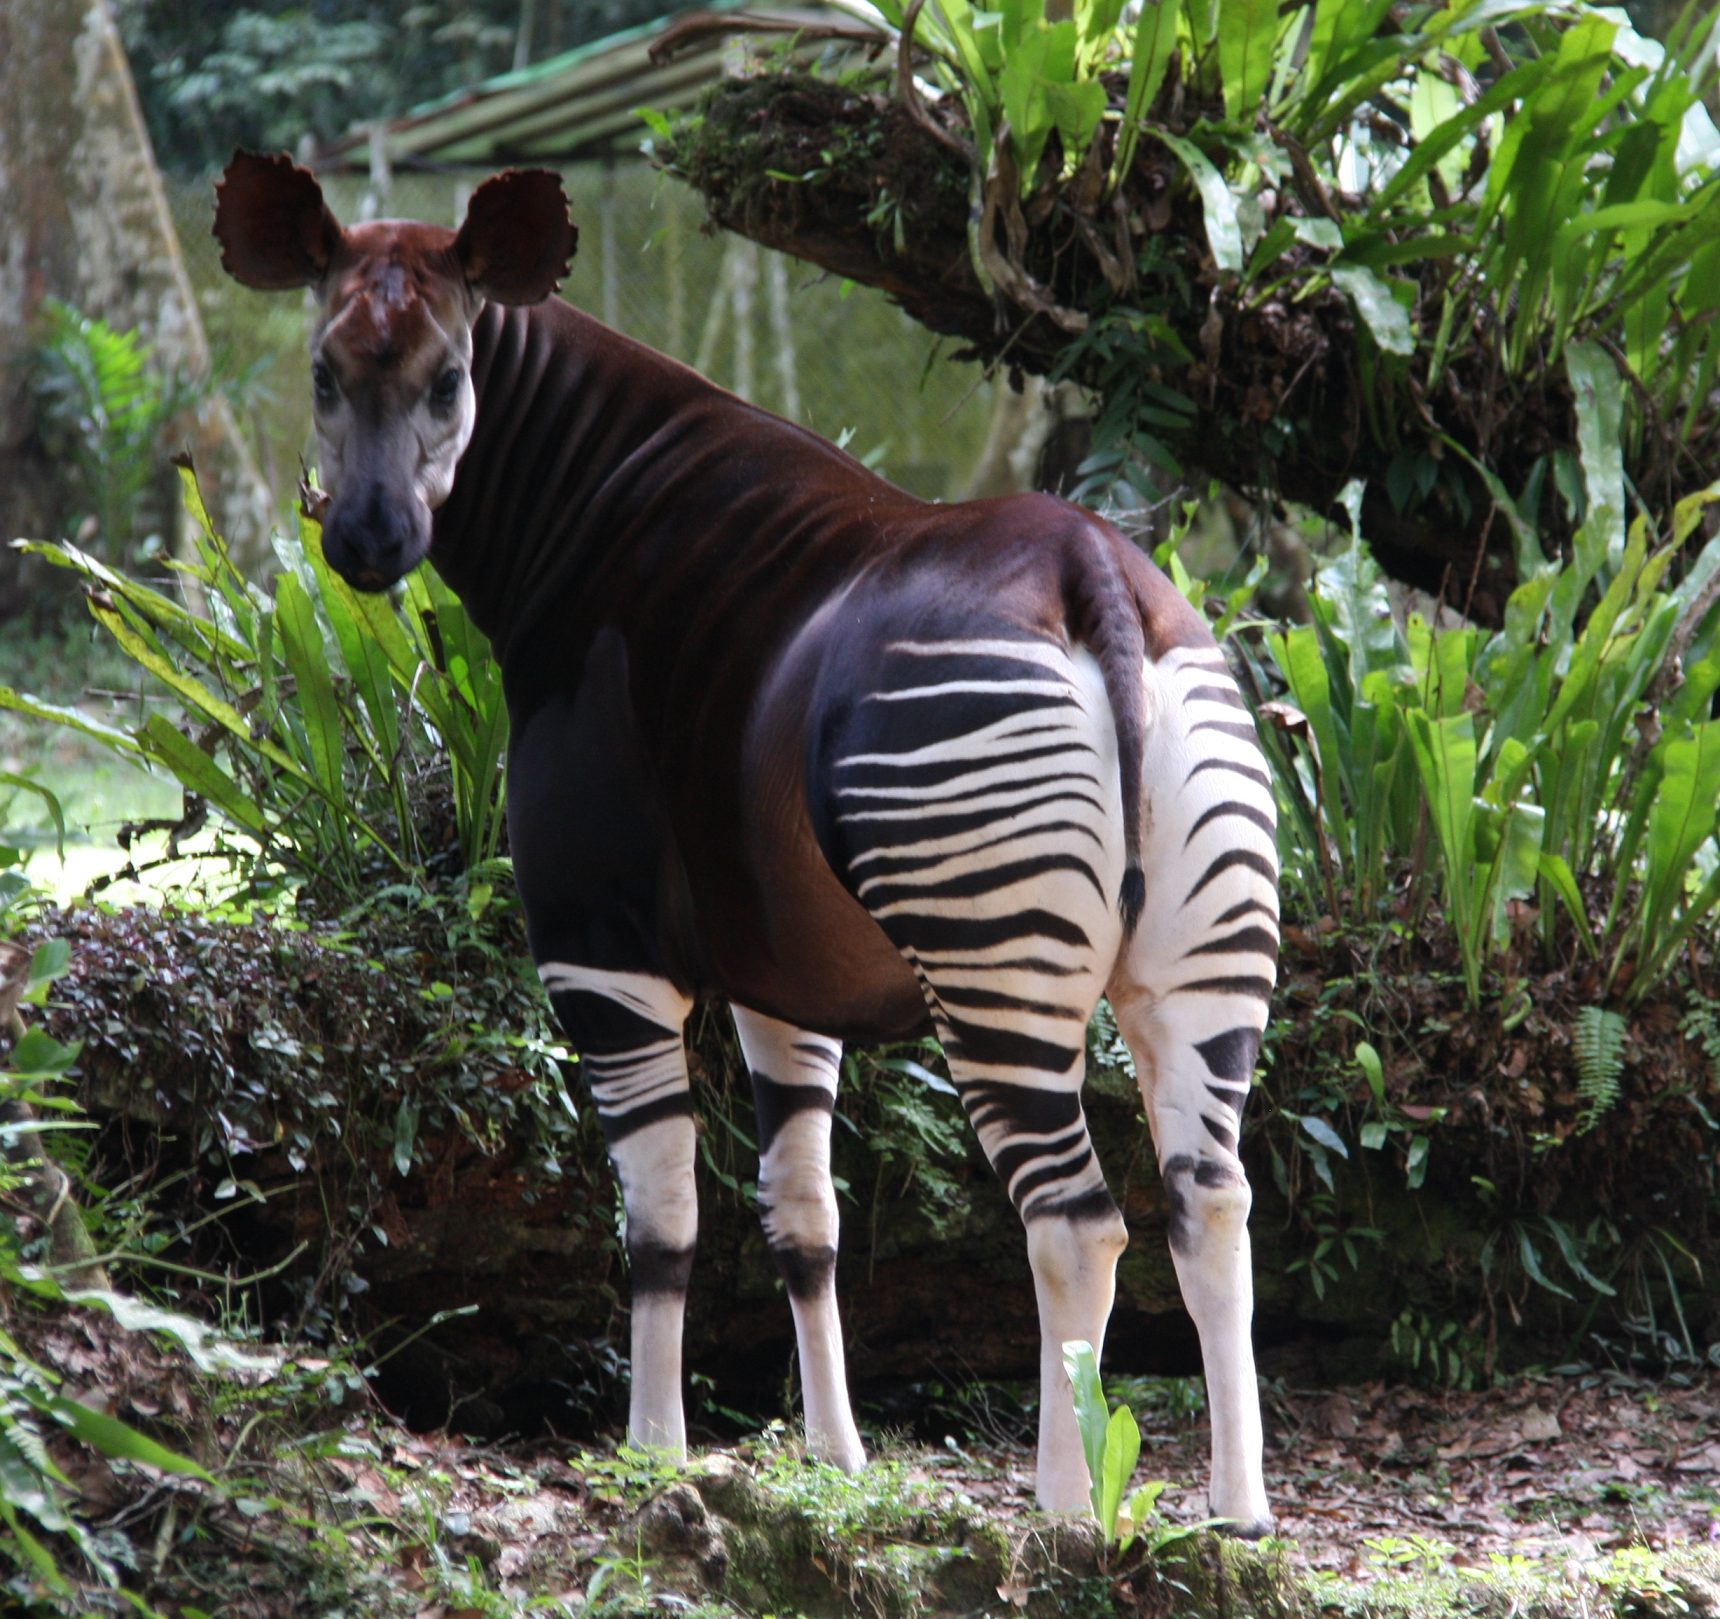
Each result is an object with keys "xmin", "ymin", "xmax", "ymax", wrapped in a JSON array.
[{"xmin": 317, "ymin": 3, "xmax": 886, "ymax": 172}]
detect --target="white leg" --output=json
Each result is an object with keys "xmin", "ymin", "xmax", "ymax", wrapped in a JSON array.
[
  {"xmin": 540, "ymin": 963, "xmax": 697, "ymax": 1457},
  {"xmin": 731, "ymin": 1005, "xmax": 865, "ymax": 1471},
  {"xmin": 1114, "ymin": 1004, "xmax": 1271, "ymax": 1532},
  {"xmin": 1108, "ymin": 645, "xmax": 1279, "ymax": 1533},
  {"xmin": 612, "ymin": 1114, "xmax": 698, "ymax": 1453},
  {"xmin": 1027, "ymin": 1207, "xmax": 1129, "ymax": 1511}
]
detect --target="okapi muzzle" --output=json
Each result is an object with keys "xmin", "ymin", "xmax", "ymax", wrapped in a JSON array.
[{"xmin": 212, "ymin": 150, "xmax": 578, "ymax": 591}]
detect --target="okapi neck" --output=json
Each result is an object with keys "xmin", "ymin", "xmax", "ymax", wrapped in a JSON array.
[{"xmin": 427, "ymin": 297, "xmax": 912, "ymax": 700}]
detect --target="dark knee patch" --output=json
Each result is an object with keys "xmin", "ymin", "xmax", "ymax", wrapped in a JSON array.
[
  {"xmin": 629, "ymin": 1238, "xmax": 696, "ymax": 1296},
  {"xmin": 751, "ymin": 1072, "xmax": 834, "ymax": 1155},
  {"xmin": 1023, "ymin": 1184, "xmax": 1121, "ymax": 1225},
  {"xmin": 1161, "ymin": 1153, "xmax": 1247, "ymax": 1256},
  {"xmin": 1194, "ymin": 1026, "xmax": 1262, "ymax": 1084},
  {"xmin": 770, "ymin": 1243, "xmax": 837, "ymax": 1300}
]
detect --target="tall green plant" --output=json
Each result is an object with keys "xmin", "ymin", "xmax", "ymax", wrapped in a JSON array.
[
  {"xmin": 0, "ymin": 467, "xmax": 508, "ymax": 907},
  {"xmin": 1238, "ymin": 483, "xmax": 1720, "ymax": 1005}
]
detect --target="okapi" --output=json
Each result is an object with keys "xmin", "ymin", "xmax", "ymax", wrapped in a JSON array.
[{"xmin": 213, "ymin": 151, "xmax": 1279, "ymax": 1528}]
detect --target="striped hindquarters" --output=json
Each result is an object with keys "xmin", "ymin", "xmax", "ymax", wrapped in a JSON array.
[
  {"xmin": 825, "ymin": 636, "xmax": 1125, "ymax": 1221},
  {"xmin": 1119, "ymin": 644, "xmax": 1279, "ymax": 1180}
]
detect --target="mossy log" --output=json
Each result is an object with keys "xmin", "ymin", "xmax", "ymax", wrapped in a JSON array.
[{"xmin": 658, "ymin": 71, "xmax": 1720, "ymax": 621}]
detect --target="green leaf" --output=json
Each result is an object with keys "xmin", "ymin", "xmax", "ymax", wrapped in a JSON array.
[
  {"xmin": 26, "ymin": 940, "xmax": 71, "ymax": 987},
  {"xmin": 1297, "ymin": 1113, "xmax": 1349, "ymax": 1159},
  {"xmin": 393, "ymin": 1095, "xmax": 420, "ymax": 1179},
  {"xmin": 47, "ymin": 1397, "xmax": 213, "ymax": 1481},
  {"xmin": 1044, "ymin": 79, "xmax": 1108, "ymax": 170},
  {"xmin": 1637, "ymin": 724, "xmax": 1720, "ymax": 958},
  {"xmin": 1355, "ymin": 1041, "xmax": 1384, "ymax": 1104},
  {"xmin": 138, "ymin": 714, "xmax": 266, "ymax": 834},
  {"xmin": 1518, "ymin": 1229, "xmax": 1574, "ymax": 1299},
  {"xmin": 1331, "ymin": 265, "xmax": 1415, "ymax": 355},
  {"xmin": 274, "ymin": 572, "xmax": 346, "ymax": 807},
  {"xmin": 0, "ymin": 776, "xmax": 64, "ymax": 861},
  {"xmin": 1158, "ymin": 133, "xmax": 1244, "ymax": 273},
  {"xmin": 1487, "ymin": 801, "xmax": 1545, "ymax": 949},
  {"xmin": 1541, "ymin": 1215, "xmax": 1616, "ymax": 1295},
  {"xmin": 1110, "ymin": 0, "xmax": 1182, "ymax": 193},
  {"xmin": 1405, "ymin": 1133, "xmax": 1430, "ymax": 1189},
  {"xmin": 9, "ymin": 1029, "xmax": 80, "ymax": 1079},
  {"xmin": 0, "ymin": 689, "xmax": 140, "ymax": 757},
  {"xmin": 1566, "ymin": 339, "xmax": 1626, "ymax": 568},
  {"xmin": 1098, "ymin": 1401, "xmax": 1141, "ymax": 1542},
  {"xmin": 1061, "ymin": 1340, "xmax": 1109, "ymax": 1509},
  {"xmin": 1218, "ymin": 0, "xmax": 1279, "ymax": 121},
  {"xmin": 64, "ymin": 1289, "xmax": 279, "ymax": 1376},
  {"xmin": 1406, "ymin": 711, "xmax": 1481, "ymax": 999},
  {"xmin": 1538, "ymin": 853, "xmax": 1598, "ymax": 957},
  {"xmin": 1360, "ymin": 1120, "xmax": 1388, "ymax": 1150}
]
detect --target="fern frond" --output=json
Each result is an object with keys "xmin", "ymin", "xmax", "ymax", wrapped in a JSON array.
[{"xmin": 1573, "ymin": 1006, "xmax": 1628, "ymax": 1127}]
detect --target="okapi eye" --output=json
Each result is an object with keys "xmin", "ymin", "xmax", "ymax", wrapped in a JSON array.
[
  {"xmin": 311, "ymin": 360, "xmax": 338, "ymax": 405},
  {"xmin": 430, "ymin": 367, "xmax": 462, "ymax": 410}
]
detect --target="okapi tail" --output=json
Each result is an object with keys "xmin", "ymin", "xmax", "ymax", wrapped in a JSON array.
[{"xmin": 1067, "ymin": 528, "xmax": 1149, "ymax": 940}]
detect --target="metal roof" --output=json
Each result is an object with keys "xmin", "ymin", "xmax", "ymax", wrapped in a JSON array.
[{"xmin": 317, "ymin": 3, "xmax": 887, "ymax": 173}]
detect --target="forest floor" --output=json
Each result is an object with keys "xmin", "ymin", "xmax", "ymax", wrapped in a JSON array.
[{"xmin": 34, "ymin": 1277, "xmax": 1720, "ymax": 1619}]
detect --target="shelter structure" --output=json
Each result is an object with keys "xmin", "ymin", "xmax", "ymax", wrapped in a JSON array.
[{"xmin": 314, "ymin": 4, "xmax": 886, "ymax": 178}]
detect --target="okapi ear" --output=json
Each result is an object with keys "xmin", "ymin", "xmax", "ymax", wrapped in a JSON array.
[
  {"xmin": 455, "ymin": 169, "xmax": 578, "ymax": 306},
  {"xmin": 214, "ymin": 151, "xmax": 344, "ymax": 290}
]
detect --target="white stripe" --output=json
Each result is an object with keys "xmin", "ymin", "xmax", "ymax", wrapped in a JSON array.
[
  {"xmin": 884, "ymin": 638, "xmax": 1072, "ymax": 669},
  {"xmin": 537, "ymin": 964, "xmax": 692, "ymax": 1030},
  {"xmin": 865, "ymin": 678, "xmax": 1077, "ymax": 704}
]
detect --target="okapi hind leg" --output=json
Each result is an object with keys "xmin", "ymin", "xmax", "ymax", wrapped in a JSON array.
[
  {"xmin": 730, "ymin": 1006, "xmax": 866, "ymax": 1472},
  {"xmin": 539, "ymin": 964, "xmax": 697, "ymax": 1456},
  {"xmin": 1108, "ymin": 644, "xmax": 1280, "ymax": 1536},
  {"xmin": 826, "ymin": 634, "xmax": 1129, "ymax": 1511}
]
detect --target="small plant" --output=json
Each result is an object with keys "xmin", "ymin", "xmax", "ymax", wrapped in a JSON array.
[
  {"xmin": 1063, "ymin": 1341, "xmax": 1205, "ymax": 1554},
  {"xmin": 4, "ymin": 465, "xmax": 508, "ymax": 909},
  {"xmin": 1388, "ymin": 1306, "xmax": 1485, "ymax": 1390},
  {"xmin": 576, "ymin": 1443, "xmax": 689, "ymax": 1509},
  {"xmin": 1573, "ymin": 1007, "xmax": 1630, "ymax": 1129},
  {"xmin": 1364, "ymin": 1533, "xmax": 1455, "ymax": 1574},
  {"xmin": 1593, "ymin": 1545, "xmax": 1690, "ymax": 1615}
]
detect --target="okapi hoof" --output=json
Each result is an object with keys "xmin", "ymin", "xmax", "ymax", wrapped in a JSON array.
[{"xmin": 1215, "ymin": 1514, "xmax": 1278, "ymax": 1540}]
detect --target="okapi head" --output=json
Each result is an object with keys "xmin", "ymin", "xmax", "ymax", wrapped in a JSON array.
[{"xmin": 214, "ymin": 151, "xmax": 577, "ymax": 590}]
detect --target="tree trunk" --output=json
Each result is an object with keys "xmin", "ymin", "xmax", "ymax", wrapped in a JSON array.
[{"xmin": 0, "ymin": 0, "xmax": 275, "ymax": 613}]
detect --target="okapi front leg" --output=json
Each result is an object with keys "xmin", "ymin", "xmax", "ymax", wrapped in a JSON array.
[
  {"xmin": 540, "ymin": 965, "xmax": 696, "ymax": 1455},
  {"xmin": 730, "ymin": 1006, "xmax": 865, "ymax": 1471}
]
